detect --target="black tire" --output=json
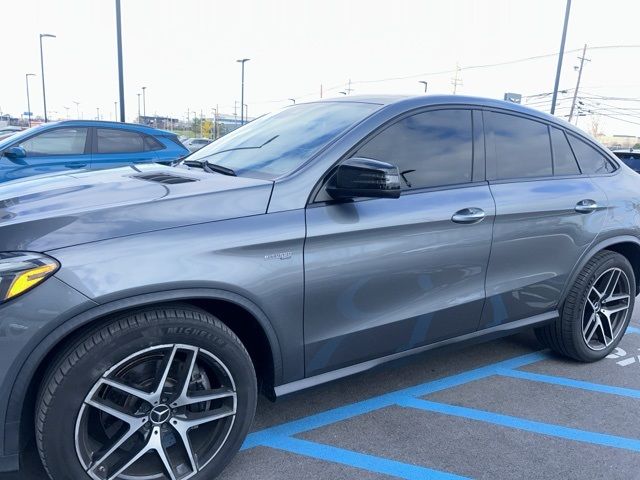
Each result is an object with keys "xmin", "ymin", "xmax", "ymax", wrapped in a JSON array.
[
  {"xmin": 36, "ymin": 305, "xmax": 257, "ymax": 480},
  {"xmin": 535, "ymin": 250, "xmax": 635, "ymax": 362}
]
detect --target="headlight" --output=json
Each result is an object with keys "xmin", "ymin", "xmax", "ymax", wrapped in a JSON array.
[{"xmin": 0, "ymin": 252, "xmax": 60, "ymax": 303}]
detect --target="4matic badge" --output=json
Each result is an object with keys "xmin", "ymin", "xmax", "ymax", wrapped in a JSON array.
[{"xmin": 264, "ymin": 251, "xmax": 293, "ymax": 261}]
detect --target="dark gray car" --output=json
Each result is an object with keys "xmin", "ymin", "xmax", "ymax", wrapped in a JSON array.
[{"xmin": 0, "ymin": 95, "xmax": 638, "ymax": 480}]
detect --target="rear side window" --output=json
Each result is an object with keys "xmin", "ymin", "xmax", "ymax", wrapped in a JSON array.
[
  {"xmin": 144, "ymin": 135, "xmax": 164, "ymax": 151},
  {"xmin": 96, "ymin": 129, "xmax": 145, "ymax": 154},
  {"xmin": 567, "ymin": 135, "xmax": 616, "ymax": 174},
  {"xmin": 20, "ymin": 128, "xmax": 88, "ymax": 156},
  {"xmin": 354, "ymin": 109, "xmax": 473, "ymax": 190},
  {"xmin": 486, "ymin": 112, "xmax": 552, "ymax": 179},
  {"xmin": 550, "ymin": 127, "xmax": 580, "ymax": 175}
]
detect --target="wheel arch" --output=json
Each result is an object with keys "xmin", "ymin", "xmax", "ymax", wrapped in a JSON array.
[
  {"xmin": 562, "ymin": 236, "xmax": 640, "ymax": 305},
  {"xmin": 7, "ymin": 288, "xmax": 283, "ymax": 463}
]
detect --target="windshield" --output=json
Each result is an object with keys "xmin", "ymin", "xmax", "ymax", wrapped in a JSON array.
[
  {"xmin": 0, "ymin": 124, "xmax": 48, "ymax": 149},
  {"xmin": 186, "ymin": 101, "xmax": 380, "ymax": 178}
]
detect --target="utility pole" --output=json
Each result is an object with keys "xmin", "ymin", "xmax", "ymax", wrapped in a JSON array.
[
  {"xmin": 39, "ymin": 33, "xmax": 56, "ymax": 122},
  {"xmin": 451, "ymin": 63, "xmax": 462, "ymax": 94},
  {"xmin": 237, "ymin": 58, "xmax": 250, "ymax": 125},
  {"xmin": 25, "ymin": 73, "xmax": 35, "ymax": 127},
  {"xmin": 345, "ymin": 79, "xmax": 353, "ymax": 95},
  {"xmin": 115, "ymin": 0, "xmax": 125, "ymax": 122},
  {"xmin": 73, "ymin": 101, "xmax": 80, "ymax": 119},
  {"xmin": 551, "ymin": 0, "xmax": 571, "ymax": 115},
  {"xmin": 142, "ymin": 86, "xmax": 147, "ymax": 118},
  {"xmin": 568, "ymin": 44, "xmax": 590, "ymax": 123}
]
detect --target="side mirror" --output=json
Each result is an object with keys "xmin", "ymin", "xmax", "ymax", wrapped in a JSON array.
[
  {"xmin": 3, "ymin": 146, "xmax": 26, "ymax": 160},
  {"xmin": 326, "ymin": 157, "xmax": 401, "ymax": 200}
]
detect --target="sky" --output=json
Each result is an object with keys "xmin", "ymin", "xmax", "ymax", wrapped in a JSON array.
[{"xmin": 3, "ymin": 0, "xmax": 640, "ymax": 136}]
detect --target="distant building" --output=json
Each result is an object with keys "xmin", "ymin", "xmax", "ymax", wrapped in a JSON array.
[{"xmin": 596, "ymin": 134, "xmax": 640, "ymax": 150}]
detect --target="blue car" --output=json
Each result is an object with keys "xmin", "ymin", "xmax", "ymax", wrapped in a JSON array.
[{"xmin": 0, "ymin": 120, "xmax": 188, "ymax": 183}]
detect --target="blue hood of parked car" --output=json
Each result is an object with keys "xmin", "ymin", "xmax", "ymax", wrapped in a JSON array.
[{"xmin": 0, "ymin": 164, "xmax": 273, "ymax": 251}]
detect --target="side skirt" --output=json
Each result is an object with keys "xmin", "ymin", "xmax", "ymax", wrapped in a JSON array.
[{"xmin": 275, "ymin": 310, "xmax": 557, "ymax": 397}]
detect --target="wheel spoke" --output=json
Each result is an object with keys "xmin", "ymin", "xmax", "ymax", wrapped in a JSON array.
[
  {"xmin": 605, "ymin": 293, "xmax": 630, "ymax": 304},
  {"xmin": 601, "ymin": 304, "xmax": 630, "ymax": 316},
  {"xmin": 86, "ymin": 397, "xmax": 140, "ymax": 427},
  {"xmin": 583, "ymin": 312, "xmax": 597, "ymax": 336},
  {"xmin": 87, "ymin": 421, "xmax": 145, "ymax": 477},
  {"xmin": 602, "ymin": 269, "xmax": 620, "ymax": 299},
  {"xmin": 155, "ymin": 441, "xmax": 178, "ymax": 480},
  {"xmin": 585, "ymin": 317, "xmax": 600, "ymax": 344},
  {"xmin": 99, "ymin": 377, "xmax": 156, "ymax": 404},
  {"xmin": 175, "ymin": 404, "xmax": 236, "ymax": 429},
  {"xmin": 173, "ymin": 387, "xmax": 236, "ymax": 408},
  {"xmin": 104, "ymin": 428, "xmax": 157, "ymax": 480},
  {"xmin": 172, "ymin": 347, "xmax": 199, "ymax": 405},
  {"xmin": 600, "ymin": 312, "xmax": 615, "ymax": 345},
  {"xmin": 151, "ymin": 345, "xmax": 179, "ymax": 401},
  {"xmin": 170, "ymin": 422, "xmax": 199, "ymax": 474}
]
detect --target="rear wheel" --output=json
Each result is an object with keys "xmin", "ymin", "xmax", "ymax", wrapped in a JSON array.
[
  {"xmin": 36, "ymin": 305, "xmax": 257, "ymax": 480},
  {"xmin": 535, "ymin": 250, "xmax": 635, "ymax": 361}
]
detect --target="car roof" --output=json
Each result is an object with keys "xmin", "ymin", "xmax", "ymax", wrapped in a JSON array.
[
  {"xmin": 41, "ymin": 120, "xmax": 174, "ymax": 136},
  {"xmin": 314, "ymin": 94, "xmax": 588, "ymax": 138}
]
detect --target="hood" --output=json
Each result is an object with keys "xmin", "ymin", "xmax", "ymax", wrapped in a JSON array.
[{"xmin": 0, "ymin": 164, "xmax": 273, "ymax": 251}]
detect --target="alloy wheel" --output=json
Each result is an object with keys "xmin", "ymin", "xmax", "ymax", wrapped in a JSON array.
[
  {"xmin": 582, "ymin": 267, "xmax": 631, "ymax": 351},
  {"xmin": 74, "ymin": 344, "xmax": 237, "ymax": 480}
]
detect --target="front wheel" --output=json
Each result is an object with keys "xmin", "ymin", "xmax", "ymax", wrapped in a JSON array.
[
  {"xmin": 36, "ymin": 305, "xmax": 257, "ymax": 480},
  {"xmin": 536, "ymin": 250, "xmax": 635, "ymax": 362}
]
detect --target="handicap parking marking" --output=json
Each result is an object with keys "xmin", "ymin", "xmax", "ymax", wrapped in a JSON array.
[
  {"xmin": 396, "ymin": 397, "xmax": 640, "ymax": 453},
  {"xmin": 240, "ymin": 328, "xmax": 640, "ymax": 479}
]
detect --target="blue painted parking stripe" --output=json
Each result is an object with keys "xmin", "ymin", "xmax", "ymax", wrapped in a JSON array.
[
  {"xmin": 267, "ymin": 436, "xmax": 470, "ymax": 480},
  {"xmin": 628, "ymin": 326, "xmax": 640, "ymax": 334},
  {"xmin": 397, "ymin": 397, "xmax": 640, "ymax": 452},
  {"xmin": 498, "ymin": 369, "xmax": 640, "ymax": 399},
  {"xmin": 243, "ymin": 351, "xmax": 548, "ymax": 449}
]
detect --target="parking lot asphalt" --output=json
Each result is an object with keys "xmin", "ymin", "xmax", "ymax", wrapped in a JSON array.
[{"xmin": 5, "ymin": 306, "xmax": 640, "ymax": 480}]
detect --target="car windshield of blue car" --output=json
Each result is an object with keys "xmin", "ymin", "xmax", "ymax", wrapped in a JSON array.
[{"xmin": 185, "ymin": 101, "xmax": 380, "ymax": 179}]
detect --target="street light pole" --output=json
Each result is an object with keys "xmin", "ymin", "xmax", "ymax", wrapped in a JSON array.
[
  {"xmin": 39, "ymin": 33, "xmax": 56, "ymax": 122},
  {"xmin": 25, "ymin": 73, "xmax": 36, "ymax": 127},
  {"xmin": 115, "ymin": 0, "xmax": 125, "ymax": 122},
  {"xmin": 236, "ymin": 58, "xmax": 249, "ymax": 125},
  {"xmin": 96, "ymin": 107, "xmax": 100, "ymax": 120},
  {"xmin": 73, "ymin": 101, "xmax": 80, "ymax": 119},
  {"xmin": 142, "ymin": 86, "xmax": 147, "ymax": 118},
  {"xmin": 114, "ymin": 101, "xmax": 118, "ymax": 120},
  {"xmin": 288, "ymin": 98, "xmax": 296, "ymax": 105},
  {"xmin": 551, "ymin": 0, "xmax": 571, "ymax": 115},
  {"xmin": 419, "ymin": 80, "xmax": 428, "ymax": 93},
  {"xmin": 137, "ymin": 93, "xmax": 141, "ymax": 122}
]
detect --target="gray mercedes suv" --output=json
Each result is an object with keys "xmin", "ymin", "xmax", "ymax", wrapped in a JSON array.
[{"xmin": 0, "ymin": 95, "xmax": 638, "ymax": 480}]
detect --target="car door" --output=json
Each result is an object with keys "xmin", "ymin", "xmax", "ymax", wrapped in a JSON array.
[
  {"xmin": 303, "ymin": 108, "xmax": 495, "ymax": 376},
  {"xmin": 480, "ymin": 111, "xmax": 608, "ymax": 329},
  {"xmin": 1, "ymin": 127, "xmax": 90, "ymax": 180},
  {"xmin": 91, "ymin": 128, "xmax": 157, "ymax": 170}
]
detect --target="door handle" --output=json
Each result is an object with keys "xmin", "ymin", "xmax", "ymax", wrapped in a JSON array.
[
  {"xmin": 65, "ymin": 163, "xmax": 87, "ymax": 169},
  {"xmin": 575, "ymin": 199, "xmax": 598, "ymax": 214},
  {"xmin": 452, "ymin": 207, "xmax": 486, "ymax": 224}
]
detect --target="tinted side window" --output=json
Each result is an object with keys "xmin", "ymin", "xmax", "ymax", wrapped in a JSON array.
[
  {"xmin": 614, "ymin": 152, "xmax": 640, "ymax": 173},
  {"xmin": 486, "ymin": 112, "xmax": 552, "ymax": 179},
  {"xmin": 144, "ymin": 135, "xmax": 164, "ymax": 151},
  {"xmin": 96, "ymin": 129, "xmax": 145, "ymax": 154},
  {"xmin": 550, "ymin": 127, "xmax": 580, "ymax": 175},
  {"xmin": 20, "ymin": 128, "xmax": 88, "ymax": 156},
  {"xmin": 354, "ymin": 109, "xmax": 473, "ymax": 190},
  {"xmin": 567, "ymin": 134, "xmax": 616, "ymax": 174}
]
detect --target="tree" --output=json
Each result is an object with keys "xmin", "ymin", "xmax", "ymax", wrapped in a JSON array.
[{"xmin": 589, "ymin": 114, "xmax": 602, "ymax": 138}]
